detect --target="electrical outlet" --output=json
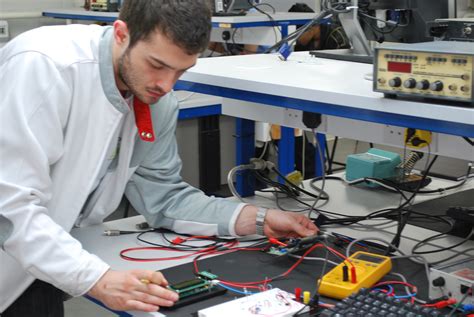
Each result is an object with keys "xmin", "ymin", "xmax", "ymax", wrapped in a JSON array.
[{"xmin": 0, "ymin": 20, "xmax": 9, "ymax": 40}]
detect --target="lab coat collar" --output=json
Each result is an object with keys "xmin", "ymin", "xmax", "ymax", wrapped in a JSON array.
[{"xmin": 99, "ymin": 26, "xmax": 130, "ymax": 114}]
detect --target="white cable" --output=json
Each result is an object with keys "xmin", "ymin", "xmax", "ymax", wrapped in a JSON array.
[
  {"xmin": 257, "ymin": 141, "xmax": 269, "ymax": 160},
  {"xmin": 387, "ymin": 272, "xmax": 426, "ymax": 304},
  {"xmin": 227, "ymin": 164, "xmax": 256, "ymax": 202},
  {"xmin": 302, "ymin": 132, "xmax": 306, "ymax": 180},
  {"xmin": 288, "ymin": 253, "xmax": 339, "ymax": 266}
]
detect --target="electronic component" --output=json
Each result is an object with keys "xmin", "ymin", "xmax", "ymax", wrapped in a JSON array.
[
  {"xmin": 169, "ymin": 278, "xmax": 211, "ymax": 298},
  {"xmin": 198, "ymin": 288, "xmax": 307, "ymax": 317},
  {"xmin": 428, "ymin": 18, "xmax": 474, "ymax": 42},
  {"xmin": 90, "ymin": 0, "xmax": 119, "ymax": 12},
  {"xmin": 165, "ymin": 274, "xmax": 226, "ymax": 309},
  {"xmin": 266, "ymin": 233, "xmax": 330, "ymax": 256},
  {"xmin": 198, "ymin": 271, "xmax": 219, "ymax": 281},
  {"xmin": 429, "ymin": 257, "xmax": 474, "ymax": 306},
  {"xmin": 319, "ymin": 288, "xmax": 446, "ymax": 316},
  {"xmin": 374, "ymin": 41, "xmax": 474, "ymax": 105},
  {"xmin": 318, "ymin": 251, "xmax": 392, "ymax": 299},
  {"xmin": 345, "ymin": 148, "xmax": 401, "ymax": 187}
]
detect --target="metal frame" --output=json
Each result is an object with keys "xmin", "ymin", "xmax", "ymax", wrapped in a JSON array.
[{"xmin": 174, "ymin": 81, "xmax": 474, "ymax": 138}]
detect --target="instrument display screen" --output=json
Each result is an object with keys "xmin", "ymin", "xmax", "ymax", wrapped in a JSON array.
[
  {"xmin": 388, "ymin": 61, "xmax": 412, "ymax": 73},
  {"xmin": 354, "ymin": 253, "xmax": 386, "ymax": 264}
]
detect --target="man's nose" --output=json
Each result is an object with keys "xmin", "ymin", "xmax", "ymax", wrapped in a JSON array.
[{"xmin": 156, "ymin": 71, "xmax": 176, "ymax": 94}]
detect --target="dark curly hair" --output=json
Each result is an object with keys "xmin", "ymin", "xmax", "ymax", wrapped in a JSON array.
[{"xmin": 119, "ymin": 0, "xmax": 212, "ymax": 55}]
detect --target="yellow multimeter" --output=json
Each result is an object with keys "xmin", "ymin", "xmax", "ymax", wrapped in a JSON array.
[{"xmin": 318, "ymin": 251, "xmax": 392, "ymax": 299}]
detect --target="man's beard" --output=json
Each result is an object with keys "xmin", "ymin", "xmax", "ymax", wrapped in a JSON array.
[{"xmin": 117, "ymin": 49, "xmax": 146, "ymax": 102}]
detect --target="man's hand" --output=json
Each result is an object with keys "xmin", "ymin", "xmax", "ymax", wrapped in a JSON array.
[
  {"xmin": 88, "ymin": 269, "xmax": 179, "ymax": 312},
  {"xmin": 264, "ymin": 209, "xmax": 318, "ymax": 238},
  {"xmin": 235, "ymin": 206, "xmax": 318, "ymax": 238}
]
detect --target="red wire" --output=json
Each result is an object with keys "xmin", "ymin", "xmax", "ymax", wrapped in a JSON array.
[
  {"xmin": 202, "ymin": 243, "xmax": 326, "ymax": 289},
  {"xmin": 120, "ymin": 240, "xmax": 240, "ymax": 262},
  {"xmin": 325, "ymin": 246, "xmax": 355, "ymax": 267}
]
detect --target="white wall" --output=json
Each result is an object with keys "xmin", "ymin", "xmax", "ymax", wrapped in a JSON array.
[
  {"xmin": 456, "ymin": 0, "xmax": 472, "ymax": 17},
  {"xmin": 0, "ymin": 0, "xmax": 82, "ymax": 39}
]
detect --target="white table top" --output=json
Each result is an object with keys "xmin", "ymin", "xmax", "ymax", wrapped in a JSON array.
[
  {"xmin": 175, "ymin": 91, "xmax": 222, "ymax": 110},
  {"xmin": 43, "ymin": 9, "xmax": 315, "ymax": 25},
  {"xmin": 211, "ymin": 12, "xmax": 315, "ymax": 24},
  {"xmin": 180, "ymin": 52, "xmax": 474, "ymax": 128}
]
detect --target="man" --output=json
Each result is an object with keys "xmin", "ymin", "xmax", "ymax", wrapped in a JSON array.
[{"xmin": 0, "ymin": 0, "xmax": 318, "ymax": 315}]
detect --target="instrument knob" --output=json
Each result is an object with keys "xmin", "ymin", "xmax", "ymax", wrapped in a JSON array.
[
  {"xmin": 403, "ymin": 78, "xmax": 417, "ymax": 89},
  {"xmin": 430, "ymin": 81, "xmax": 444, "ymax": 92},
  {"xmin": 389, "ymin": 77, "xmax": 402, "ymax": 88},
  {"xmin": 416, "ymin": 80, "xmax": 430, "ymax": 90}
]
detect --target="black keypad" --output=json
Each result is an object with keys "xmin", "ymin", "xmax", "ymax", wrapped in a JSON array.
[{"xmin": 318, "ymin": 288, "xmax": 447, "ymax": 317}]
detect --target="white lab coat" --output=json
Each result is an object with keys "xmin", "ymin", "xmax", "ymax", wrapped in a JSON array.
[{"xmin": 0, "ymin": 25, "xmax": 243, "ymax": 311}]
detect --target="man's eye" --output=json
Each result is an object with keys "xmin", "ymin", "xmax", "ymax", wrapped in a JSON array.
[{"xmin": 150, "ymin": 62, "xmax": 163, "ymax": 70}]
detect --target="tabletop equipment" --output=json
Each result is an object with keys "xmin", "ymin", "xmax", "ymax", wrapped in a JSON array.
[{"xmin": 374, "ymin": 41, "xmax": 474, "ymax": 105}]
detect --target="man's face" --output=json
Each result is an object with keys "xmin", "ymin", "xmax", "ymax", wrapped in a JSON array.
[{"xmin": 116, "ymin": 28, "xmax": 199, "ymax": 104}]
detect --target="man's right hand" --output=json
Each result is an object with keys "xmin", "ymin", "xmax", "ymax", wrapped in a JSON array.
[{"xmin": 87, "ymin": 269, "xmax": 179, "ymax": 312}]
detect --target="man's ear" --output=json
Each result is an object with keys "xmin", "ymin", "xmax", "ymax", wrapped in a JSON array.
[{"xmin": 113, "ymin": 20, "xmax": 129, "ymax": 47}]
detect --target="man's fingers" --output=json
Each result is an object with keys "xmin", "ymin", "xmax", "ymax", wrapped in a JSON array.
[
  {"xmin": 125, "ymin": 299, "xmax": 159, "ymax": 312},
  {"xmin": 149, "ymin": 271, "xmax": 169, "ymax": 286},
  {"xmin": 147, "ymin": 283, "xmax": 179, "ymax": 302},
  {"xmin": 294, "ymin": 221, "xmax": 318, "ymax": 237},
  {"xmin": 132, "ymin": 270, "xmax": 169, "ymax": 287},
  {"xmin": 132, "ymin": 290, "xmax": 177, "ymax": 308}
]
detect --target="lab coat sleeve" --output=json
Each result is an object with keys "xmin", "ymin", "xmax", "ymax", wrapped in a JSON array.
[
  {"xmin": 0, "ymin": 52, "xmax": 109, "ymax": 296},
  {"xmin": 125, "ymin": 96, "xmax": 246, "ymax": 237}
]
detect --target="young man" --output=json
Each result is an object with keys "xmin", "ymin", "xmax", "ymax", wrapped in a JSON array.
[{"xmin": 0, "ymin": 1, "xmax": 318, "ymax": 315}]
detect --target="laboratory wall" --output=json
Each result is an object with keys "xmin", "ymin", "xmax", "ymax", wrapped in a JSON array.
[{"xmin": 260, "ymin": 0, "xmax": 321, "ymax": 11}]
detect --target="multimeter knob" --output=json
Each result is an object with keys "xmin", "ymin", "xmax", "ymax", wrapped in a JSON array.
[
  {"xmin": 416, "ymin": 80, "xmax": 430, "ymax": 90},
  {"xmin": 389, "ymin": 77, "xmax": 402, "ymax": 88}
]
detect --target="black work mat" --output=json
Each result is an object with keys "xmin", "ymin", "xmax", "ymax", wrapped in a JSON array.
[
  {"xmin": 158, "ymin": 245, "xmax": 428, "ymax": 316},
  {"xmin": 406, "ymin": 188, "xmax": 474, "ymax": 234}
]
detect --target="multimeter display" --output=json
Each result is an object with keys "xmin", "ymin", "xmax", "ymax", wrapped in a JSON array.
[{"xmin": 354, "ymin": 253, "xmax": 386, "ymax": 263}]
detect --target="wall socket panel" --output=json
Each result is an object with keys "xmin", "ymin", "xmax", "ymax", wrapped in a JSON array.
[
  {"xmin": 383, "ymin": 124, "xmax": 438, "ymax": 152},
  {"xmin": 0, "ymin": 20, "xmax": 9, "ymax": 39}
]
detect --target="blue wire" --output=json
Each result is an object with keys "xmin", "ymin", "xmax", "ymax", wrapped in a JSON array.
[
  {"xmin": 217, "ymin": 283, "xmax": 257, "ymax": 295},
  {"xmin": 372, "ymin": 285, "xmax": 394, "ymax": 295},
  {"xmin": 394, "ymin": 292, "xmax": 417, "ymax": 299}
]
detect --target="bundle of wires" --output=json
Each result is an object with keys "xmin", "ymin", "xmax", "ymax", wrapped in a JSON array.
[{"xmin": 119, "ymin": 231, "xmax": 246, "ymax": 262}]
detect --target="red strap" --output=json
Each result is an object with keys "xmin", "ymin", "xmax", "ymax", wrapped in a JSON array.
[{"xmin": 133, "ymin": 97, "xmax": 155, "ymax": 142}]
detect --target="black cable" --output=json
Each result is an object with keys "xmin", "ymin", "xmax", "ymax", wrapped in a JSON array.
[
  {"xmin": 412, "ymin": 227, "xmax": 474, "ymax": 255},
  {"xmin": 463, "ymin": 136, "xmax": 474, "ymax": 146},
  {"xmin": 387, "ymin": 154, "xmax": 438, "ymax": 252},
  {"xmin": 372, "ymin": 163, "xmax": 472, "ymax": 194},
  {"xmin": 246, "ymin": 0, "xmax": 278, "ymax": 43},
  {"xmin": 271, "ymin": 167, "xmax": 329, "ymax": 200},
  {"xmin": 263, "ymin": 9, "xmax": 331, "ymax": 54}
]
